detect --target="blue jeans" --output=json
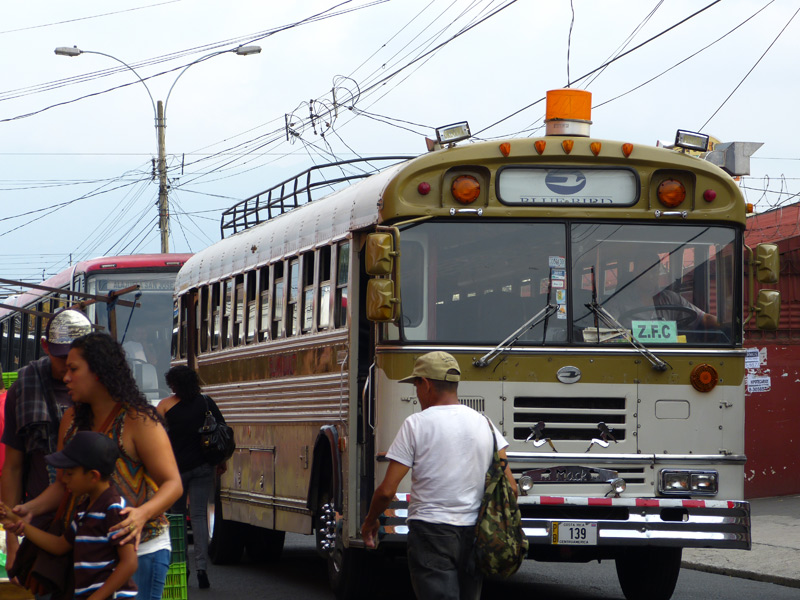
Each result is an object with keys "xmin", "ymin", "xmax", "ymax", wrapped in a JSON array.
[
  {"xmin": 134, "ymin": 548, "xmax": 171, "ymax": 600},
  {"xmin": 173, "ymin": 462, "xmax": 215, "ymax": 571},
  {"xmin": 406, "ymin": 520, "xmax": 482, "ymax": 600}
]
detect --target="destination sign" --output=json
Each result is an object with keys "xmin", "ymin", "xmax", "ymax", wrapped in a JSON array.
[
  {"xmin": 497, "ymin": 167, "xmax": 638, "ymax": 206},
  {"xmin": 95, "ymin": 279, "xmax": 175, "ymax": 292}
]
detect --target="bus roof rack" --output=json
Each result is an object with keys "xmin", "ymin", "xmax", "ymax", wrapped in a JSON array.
[{"xmin": 220, "ymin": 156, "xmax": 412, "ymax": 237}]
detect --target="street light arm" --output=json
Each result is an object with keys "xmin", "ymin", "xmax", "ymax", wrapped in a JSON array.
[
  {"xmin": 55, "ymin": 47, "xmax": 158, "ymax": 120},
  {"xmin": 163, "ymin": 45, "xmax": 261, "ymax": 116}
]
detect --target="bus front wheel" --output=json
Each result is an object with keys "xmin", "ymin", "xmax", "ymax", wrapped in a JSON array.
[{"xmin": 615, "ymin": 546, "xmax": 682, "ymax": 600}]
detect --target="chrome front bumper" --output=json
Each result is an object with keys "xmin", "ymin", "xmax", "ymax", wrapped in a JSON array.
[{"xmin": 379, "ymin": 493, "xmax": 750, "ymax": 550}]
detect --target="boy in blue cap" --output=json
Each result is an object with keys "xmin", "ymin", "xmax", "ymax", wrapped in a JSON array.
[{"xmin": 1, "ymin": 431, "xmax": 137, "ymax": 599}]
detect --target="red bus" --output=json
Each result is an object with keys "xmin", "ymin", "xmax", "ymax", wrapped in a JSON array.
[{"xmin": 0, "ymin": 254, "xmax": 191, "ymax": 402}]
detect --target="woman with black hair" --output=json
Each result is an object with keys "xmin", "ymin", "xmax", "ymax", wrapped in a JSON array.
[
  {"xmin": 157, "ymin": 365, "xmax": 225, "ymax": 589},
  {"xmin": 13, "ymin": 332, "xmax": 183, "ymax": 600}
]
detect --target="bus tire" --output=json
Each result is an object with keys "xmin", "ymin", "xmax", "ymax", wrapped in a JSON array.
[
  {"xmin": 245, "ymin": 526, "xmax": 285, "ymax": 563},
  {"xmin": 615, "ymin": 546, "xmax": 682, "ymax": 600},
  {"xmin": 207, "ymin": 489, "xmax": 245, "ymax": 565},
  {"xmin": 328, "ymin": 519, "xmax": 374, "ymax": 600},
  {"xmin": 315, "ymin": 489, "xmax": 373, "ymax": 599}
]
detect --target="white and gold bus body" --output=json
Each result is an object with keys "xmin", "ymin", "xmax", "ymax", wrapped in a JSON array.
[{"xmin": 173, "ymin": 129, "xmax": 774, "ymax": 597}]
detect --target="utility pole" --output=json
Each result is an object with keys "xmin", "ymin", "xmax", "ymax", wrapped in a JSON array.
[
  {"xmin": 55, "ymin": 45, "xmax": 261, "ymax": 256},
  {"xmin": 157, "ymin": 100, "xmax": 169, "ymax": 253}
]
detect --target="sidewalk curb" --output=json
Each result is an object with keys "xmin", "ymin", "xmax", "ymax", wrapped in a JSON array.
[{"xmin": 681, "ymin": 559, "xmax": 800, "ymax": 590}]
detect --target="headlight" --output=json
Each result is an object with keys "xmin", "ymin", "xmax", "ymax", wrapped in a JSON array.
[
  {"xmin": 659, "ymin": 470, "xmax": 718, "ymax": 496},
  {"xmin": 518, "ymin": 475, "xmax": 533, "ymax": 494}
]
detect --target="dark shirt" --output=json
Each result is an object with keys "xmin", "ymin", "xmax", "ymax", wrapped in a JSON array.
[
  {"xmin": 1, "ymin": 367, "xmax": 71, "ymax": 513},
  {"xmin": 65, "ymin": 486, "xmax": 137, "ymax": 598},
  {"xmin": 165, "ymin": 394, "xmax": 225, "ymax": 473}
]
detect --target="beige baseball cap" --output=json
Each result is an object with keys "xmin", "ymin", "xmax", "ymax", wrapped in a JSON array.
[
  {"xmin": 398, "ymin": 351, "xmax": 461, "ymax": 383},
  {"xmin": 45, "ymin": 309, "xmax": 93, "ymax": 357}
]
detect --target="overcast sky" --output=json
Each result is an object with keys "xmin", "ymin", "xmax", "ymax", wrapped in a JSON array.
[{"xmin": 2, "ymin": 0, "xmax": 798, "ymax": 287}]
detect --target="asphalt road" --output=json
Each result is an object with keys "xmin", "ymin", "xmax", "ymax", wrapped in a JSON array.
[{"xmin": 191, "ymin": 533, "xmax": 799, "ymax": 600}]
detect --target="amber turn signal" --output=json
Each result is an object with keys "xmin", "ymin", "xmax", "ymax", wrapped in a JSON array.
[
  {"xmin": 657, "ymin": 179, "xmax": 686, "ymax": 208},
  {"xmin": 451, "ymin": 175, "xmax": 480, "ymax": 204},
  {"xmin": 690, "ymin": 363, "xmax": 718, "ymax": 392}
]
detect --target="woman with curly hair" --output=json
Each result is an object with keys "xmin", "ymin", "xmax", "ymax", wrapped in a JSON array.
[
  {"xmin": 157, "ymin": 365, "xmax": 226, "ymax": 589},
  {"xmin": 14, "ymin": 332, "xmax": 182, "ymax": 600}
]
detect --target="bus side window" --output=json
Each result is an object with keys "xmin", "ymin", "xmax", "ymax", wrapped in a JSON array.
[
  {"xmin": 335, "ymin": 241, "xmax": 350, "ymax": 328},
  {"xmin": 24, "ymin": 311, "xmax": 37, "ymax": 365},
  {"xmin": 246, "ymin": 271, "xmax": 257, "ymax": 344},
  {"xmin": 259, "ymin": 265, "xmax": 271, "ymax": 341},
  {"xmin": 234, "ymin": 275, "xmax": 245, "ymax": 346},
  {"xmin": 273, "ymin": 262, "xmax": 285, "ymax": 339},
  {"xmin": 200, "ymin": 286, "xmax": 210, "ymax": 353},
  {"xmin": 318, "ymin": 246, "xmax": 332, "ymax": 330},
  {"xmin": 302, "ymin": 252, "xmax": 315, "ymax": 333},
  {"xmin": 211, "ymin": 283, "xmax": 221, "ymax": 350},
  {"xmin": 11, "ymin": 314, "xmax": 22, "ymax": 371},
  {"xmin": 288, "ymin": 259, "xmax": 300, "ymax": 337},
  {"xmin": 224, "ymin": 279, "xmax": 236, "ymax": 347}
]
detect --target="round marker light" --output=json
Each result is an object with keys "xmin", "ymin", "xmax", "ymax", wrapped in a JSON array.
[
  {"xmin": 657, "ymin": 179, "xmax": 686, "ymax": 208},
  {"xmin": 690, "ymin": 363, "xmax": 718, "ymax": 393},
  {"xmin": 518, "ymin": 475, "xmax": 533, "ymax": 493},
  {"xmin": 703, "ymin": 189, "xmax": 716, "ymax": 202},
  {"xmin": 451, "ymin": 175, "xmax": 480, "ymax": 204},
  {"xmin": 418, "ymin": 182, "xmax": 431, "ymax": 195},
  {"xmin": 610, "ymin": 478, "xmax": 627, "ymax": 494}
]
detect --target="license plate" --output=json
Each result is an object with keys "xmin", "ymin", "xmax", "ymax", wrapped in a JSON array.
[{"xmin": 552, "ymin": 521, "xmax": 598, "ymax": 545}]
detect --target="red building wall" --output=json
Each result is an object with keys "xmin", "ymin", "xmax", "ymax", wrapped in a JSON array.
[{"xmin": 744, "ymin": 208, "xmax": 800, "ymax": 498}]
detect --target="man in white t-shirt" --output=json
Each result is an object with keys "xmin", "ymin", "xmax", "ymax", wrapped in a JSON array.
[{"xmin": 360, "ymin": 351, "xmax": 517, "ymax": 600}]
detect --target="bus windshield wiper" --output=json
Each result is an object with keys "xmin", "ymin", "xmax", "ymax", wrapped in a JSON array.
[
  {"xmin": 473, "ymin": 303, "xmax": 558, "ymax": 368},
  {"xmin": 584, "ymin": 301, "xmax": 670, "ymax": 372}
]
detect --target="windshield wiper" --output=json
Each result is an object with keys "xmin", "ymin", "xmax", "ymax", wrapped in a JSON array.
[
  {"xmin": 473, "ymin": 303, "xmax": 558, "ymax": 368},
  {"xmin": 584, "ymin": 301, "xmax": 671, "ymax": 372}
]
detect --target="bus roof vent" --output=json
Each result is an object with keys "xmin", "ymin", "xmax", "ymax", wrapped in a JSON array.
[{"xmin": 545, "ymin": 88, "xmax": 592, "ymax": 137}]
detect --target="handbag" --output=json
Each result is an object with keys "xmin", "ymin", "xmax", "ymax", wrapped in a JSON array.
[
  {"xmin": 473, "ymin": 417, "xmax": 528, "ymax": 578},
  {"xmin": 198, "ymin": 394, "xmax": 236, "ymax": 465}
]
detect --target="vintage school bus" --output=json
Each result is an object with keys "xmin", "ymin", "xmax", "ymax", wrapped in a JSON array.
[{"xmin": 172, "ymin": 90, "xmax": 779, "ymax": 600}]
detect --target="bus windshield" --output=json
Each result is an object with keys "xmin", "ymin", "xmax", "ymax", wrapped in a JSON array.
[{"xmin": 397, "ymin": 221, "xmax": 738, "ymax": 346}]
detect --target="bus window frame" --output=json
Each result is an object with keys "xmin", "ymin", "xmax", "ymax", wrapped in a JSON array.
[
  {"xmin": 318, "ymin": 245, "xmax": 333, "ymax": 331},
  {"xmin": 246, "ymin": 270, "xmax": 257, "ymax": 345},
  {"xmin": 259, "ymin": 264, "xmax": 271, "ymax": 342},
  {"xmin": 273, "ymin": 262, "xmax": 286, "ymax": 339}
]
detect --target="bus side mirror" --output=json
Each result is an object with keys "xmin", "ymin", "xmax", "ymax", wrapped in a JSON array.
[
  {"xmin": 367, "ymin": 279, "xmax": 398, "ymax": 322},
  {"xmin": 755, "ymin": 289, "xmax": 780, "ymax": 330},
  {"xmin": 365, "ymin": 233, "xmax": 395, "ymax": 276},
  {"xmin": 755, "ymin": 244, "xmax": 779, "ymax": 284}
]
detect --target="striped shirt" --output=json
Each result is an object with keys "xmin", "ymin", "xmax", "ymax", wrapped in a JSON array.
[{"xmin": 65, "ymin": 487, "xmax": 137, "ymax": 598}]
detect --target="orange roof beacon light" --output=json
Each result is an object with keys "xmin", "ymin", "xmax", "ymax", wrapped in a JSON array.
[
  {"xmin": 451, "ymin": 175, "xmax": 480, "ymax": 204},
  {"xmin": 657, "ymin": 179, "xmax": 686, "ymax": 208},
  {"xmin": 545, "ymin": 89, "xmax": 592, "ymax": 137}
]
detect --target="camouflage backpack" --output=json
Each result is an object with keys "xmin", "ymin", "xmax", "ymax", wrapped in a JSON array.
[{"xmin": 474, "ymin": 417, "xmax": 528, "ymax": 578}]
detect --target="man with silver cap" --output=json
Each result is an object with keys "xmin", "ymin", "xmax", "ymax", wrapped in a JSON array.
[
  {"xmin": 1, "ymin": 308, "xmax": 93, "ymax": 582},
  {"xmin": 360, "ymin": 351, "xmax": 517, "ymax": 600}
]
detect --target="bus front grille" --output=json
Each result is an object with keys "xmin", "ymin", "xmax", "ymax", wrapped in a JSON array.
[{"xmin": 513, "ymin": 396, "xmax": 627, "ymax": 443}]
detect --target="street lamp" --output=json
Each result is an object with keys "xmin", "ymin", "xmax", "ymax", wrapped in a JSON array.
[{"xmin": 55, "ymin": 44, "xmax": 261, "ymax": 253}]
